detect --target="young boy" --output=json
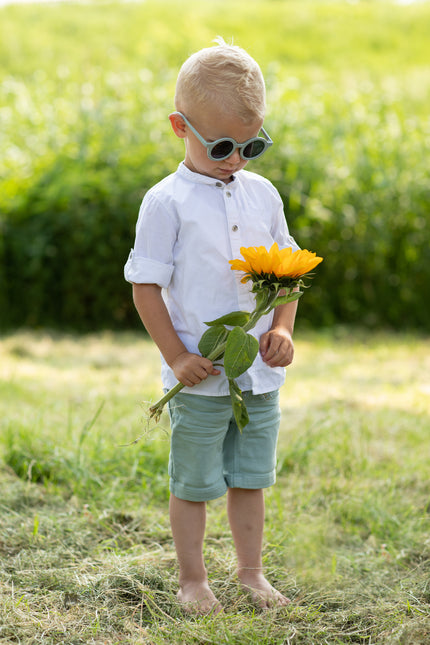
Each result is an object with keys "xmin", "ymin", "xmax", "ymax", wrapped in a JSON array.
[{"xmin": 124, "ymin": 39, "xmax": 300, "ymax": 614}]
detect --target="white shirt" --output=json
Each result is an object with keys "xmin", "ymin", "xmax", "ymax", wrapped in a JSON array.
[{"xmin": 124, "ymin": 162, "xmax": 299, "ymax": 396}]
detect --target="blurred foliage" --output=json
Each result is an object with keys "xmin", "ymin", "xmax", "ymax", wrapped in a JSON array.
[{"xmin": 0, "ymin": 0, "xmax": 429, "ymax": 330}]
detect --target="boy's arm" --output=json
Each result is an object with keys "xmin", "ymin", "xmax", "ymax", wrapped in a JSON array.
[
  {"xmin": 132, "ymin": 283, "xmax": 220, "ymax": 388},
  {"xmin": 259, "ymin": 297, "xmax": 298, "ymax": 368}
]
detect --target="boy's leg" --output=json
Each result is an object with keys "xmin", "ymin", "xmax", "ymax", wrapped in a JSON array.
[
  {"xmin": 227, "ymin": 487, "xmax": 290, "ymax": 609},
  {"xmin": 169, "ymin": 493, "xmax": 222, "ymax": 614},
  {"xmin": 167, "ymin": 392, "xmax": 233, "ymax": 614}
]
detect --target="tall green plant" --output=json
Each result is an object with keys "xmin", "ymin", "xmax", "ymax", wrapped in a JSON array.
[{"xmin": 1, "ymin": 0, "xmax": 429, "ymax": 329}]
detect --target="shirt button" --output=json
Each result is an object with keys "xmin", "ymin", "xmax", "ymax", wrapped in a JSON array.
[
  {"xmin": 216, "ymin": 182, "xmax": 223, "ymax": 187},
  {"xmin": 232, "ymin": 225, "xmax": 238, "ymax": 232},
  {"xmin": 226, "ymin": 191, "xmax": 232, "ymax": 197}
]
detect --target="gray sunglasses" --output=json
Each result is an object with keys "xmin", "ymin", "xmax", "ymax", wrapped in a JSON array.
[{"xmin": 171, "ymin": 112, "xmax": 273, "ymax": 161}]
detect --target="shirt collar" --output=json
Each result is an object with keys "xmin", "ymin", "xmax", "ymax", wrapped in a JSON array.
[{"xmin": 177, "ymin": 161, "xmax": 238, "ymax": 188}]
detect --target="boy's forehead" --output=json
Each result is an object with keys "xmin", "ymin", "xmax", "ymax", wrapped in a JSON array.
[{"xmin": 190, "ymin": 106, "xmax": 263, "ymax": 139}]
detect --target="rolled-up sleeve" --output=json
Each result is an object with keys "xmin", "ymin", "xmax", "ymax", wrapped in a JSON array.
[
  {"xmin": 124, "ymin": 250, "xmax": 174, "ymax": 286},
  {"xmin": 124, "ymin": 189, "xmax": 178, "ymax": 286}
]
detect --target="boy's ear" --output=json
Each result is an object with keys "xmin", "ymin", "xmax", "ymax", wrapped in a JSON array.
[{"xmin": 169, "ymin": 113, "xmax": 186, "ymax": 139}]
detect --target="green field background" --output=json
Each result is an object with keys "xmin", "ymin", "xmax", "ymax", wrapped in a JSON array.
[{"xmin": 1, "ymin": 0, "xmax": 429, "ymax": 330}]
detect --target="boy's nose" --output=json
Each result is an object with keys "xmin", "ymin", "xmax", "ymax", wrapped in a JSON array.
[{"xmin": 228, "ymin": 149, "xmax": 242, "ymax": 164}]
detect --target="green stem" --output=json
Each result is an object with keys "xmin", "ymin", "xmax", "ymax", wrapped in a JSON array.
[{"xmin": 148, "ymin": 381, "xmax": 185, "ymax": 421}]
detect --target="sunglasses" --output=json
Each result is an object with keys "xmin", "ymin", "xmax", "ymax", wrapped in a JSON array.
[{"xmin": 171, "ymin": 112, "xmax": 273, "ymax": 161}]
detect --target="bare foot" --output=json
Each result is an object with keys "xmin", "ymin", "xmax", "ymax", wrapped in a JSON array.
[
  {"xmin": 238, "ymin": 569, "xmax": 290, "ymax": 610},
  {"xmin": 177, "ymin": 580, "xmax": 223, "ymax": 616}
]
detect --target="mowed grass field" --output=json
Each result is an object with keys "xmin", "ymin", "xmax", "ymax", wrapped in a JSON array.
[{"xmin": 1, "ymin": 329, "xmax": 429, "ymax": 644}]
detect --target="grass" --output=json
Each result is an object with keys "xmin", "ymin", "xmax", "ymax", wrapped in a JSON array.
[{"xmin": 1, "ymin": 328, "xmax": 430, "ymax": 643}]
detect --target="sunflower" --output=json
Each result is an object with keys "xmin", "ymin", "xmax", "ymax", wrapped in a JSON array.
[{"xmin": 229, "ymin": 243, "xmax": 323, "ymax": 287}]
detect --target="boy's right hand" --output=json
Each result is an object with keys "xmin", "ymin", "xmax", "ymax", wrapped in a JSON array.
[{"xmin": 170, "ymin": 351, "xmax": 221, "ymax": 388}]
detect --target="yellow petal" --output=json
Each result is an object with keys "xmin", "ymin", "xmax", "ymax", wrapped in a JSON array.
[{"xmin": 230, "ymin": 243, "xmax": 323, "ymax": 280}]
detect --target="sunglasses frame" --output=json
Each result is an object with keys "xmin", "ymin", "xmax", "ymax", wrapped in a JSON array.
[{"xmin": 171, "ymin": 111, "xmax": 273, "ymax": 161}]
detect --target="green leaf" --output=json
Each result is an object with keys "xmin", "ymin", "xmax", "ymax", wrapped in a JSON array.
[
  {"xmin": 228, "ymin": 379, "xmax": 249, "ymax": 432},
  {"xmin": 273, "ymin": 290, "xmax": 303, "ymax": 307},
  {"xmin": 252, "ymin": 280, "xmax": 268, "ymax": 292},
  {"xmin": 198, "ymin": 325, "xmax": 228, "ymax": 358},
  {"xmin": 224, "ymin": 326, "xmax": 259, "ymax": 379},
  {"xmin": 204, "ymin": 311, "xmax": 251, "ymax": 327}
]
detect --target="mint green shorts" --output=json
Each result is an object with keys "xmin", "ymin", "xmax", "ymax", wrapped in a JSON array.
[{"xmin": 167, "ymin": 390, "xmax": 281, "ymax": 502}]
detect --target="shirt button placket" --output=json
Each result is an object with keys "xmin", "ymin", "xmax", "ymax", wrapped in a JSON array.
[
  {"xmin": 225, "ymin": 189, "xmax": 239, "ymax": 236},
  {"xmin": 224, "ymin": 187, "xmax": 248, "ymax": 307}
]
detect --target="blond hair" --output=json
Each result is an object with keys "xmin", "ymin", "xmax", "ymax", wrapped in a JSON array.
[{"xmin": 175, "ymin": 37, "xmax": 266, "ymax": 123}]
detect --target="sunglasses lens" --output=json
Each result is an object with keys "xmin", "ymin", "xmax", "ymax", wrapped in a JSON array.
[
  {"xmin": 243, "ymin": 139, "xmax": 266, "ymax": 159},
  {"xmin": 210, "ymin": 140, "xmax": 234, "ymax": 159}
]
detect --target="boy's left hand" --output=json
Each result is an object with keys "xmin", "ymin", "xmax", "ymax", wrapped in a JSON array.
[{"xmin": 259, "ymin": 328, "xmax": 294, "ymax": 368}]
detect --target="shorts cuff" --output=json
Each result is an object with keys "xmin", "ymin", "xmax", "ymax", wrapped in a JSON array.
[
  {"xmin": 225, "ymin": 471, "xmax": 276, "ymax": 490},
  {"xmin": 170, "ymin": 478, "xmax": 228, "ymax": 502}
]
